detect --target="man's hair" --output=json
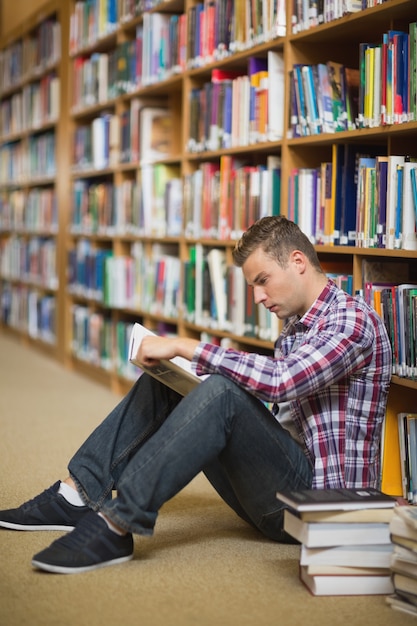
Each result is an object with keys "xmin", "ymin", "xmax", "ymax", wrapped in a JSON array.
[{"xmin": 232, "ymin": 216, "xmax": 323, "ymax": 272}]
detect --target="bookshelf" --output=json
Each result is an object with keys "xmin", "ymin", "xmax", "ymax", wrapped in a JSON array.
[
  {"xmin": 0, "ymin": 0, "xmax": 71, "ymax": 357},
  {"xmin": 1, "ymin": 0, "xmax": 417, "ymax": 492}
]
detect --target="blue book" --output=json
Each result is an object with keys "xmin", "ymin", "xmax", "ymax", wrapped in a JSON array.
[
  {"xmin": 302, "ymin": 64, "xmax": 322, "ymax": 134},
  {"xmin": 410, "ymin": 166, "xmax": 417, "ymax": 229},
  {"xmin": 394, "ymin": 163, "xmax": 404, "ymax": 247},
  {"xmin": 293, "ymin": 64, "xmax": 309, "ymax": 136}
]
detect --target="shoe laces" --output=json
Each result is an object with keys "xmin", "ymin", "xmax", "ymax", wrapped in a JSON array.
[
  {"xmin": 21, "ymin": 483, "xmax": 59, "ymax": 512},
  {"xmin": 56, "ymin": 513, "xmax": 104, "ymax": 550}
]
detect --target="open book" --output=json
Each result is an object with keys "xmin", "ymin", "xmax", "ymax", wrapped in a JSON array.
[{"xmin": 128, "ymin": 323, "xmax": 203, "ymax": 396}]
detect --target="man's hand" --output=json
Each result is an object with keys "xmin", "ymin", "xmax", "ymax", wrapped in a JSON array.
[{"xmin": 137, "ymin": 336, "xmax": 199, "ymax": 367}]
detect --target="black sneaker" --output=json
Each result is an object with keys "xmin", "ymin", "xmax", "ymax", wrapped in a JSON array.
[
  {"xmin": 0, "ymin": 481, "xmax": 89, "ymax": 531},
  {"xmin": 32, "ymin": 511, "xmax": 134, "ymax": 574}
]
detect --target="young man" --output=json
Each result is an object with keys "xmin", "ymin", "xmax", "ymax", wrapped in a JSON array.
[{"xmin": 0, "ymin": 216, "xmax": 392, "ymax": 574}]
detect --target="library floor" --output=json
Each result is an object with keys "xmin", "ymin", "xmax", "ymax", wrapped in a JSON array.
[{"xmin": 0, "ymin": 331, "xmax": 410, "ymax": 626}]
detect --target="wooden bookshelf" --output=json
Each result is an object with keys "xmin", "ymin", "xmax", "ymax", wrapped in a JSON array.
[
  {"xmin": 1, "ymin": 0, "xmax": 417, "ymax": 473},
  {"xmin": 0, "ymin": 0, "xmax": 71, "ymax": 359}
]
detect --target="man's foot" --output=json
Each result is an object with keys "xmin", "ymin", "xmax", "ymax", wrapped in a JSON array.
[
  {"xmin": 32, "ymin": 512, "xmax": 134, "ymax": 574},
  {"xmin": 0, "ymin": 481, "xmax": 89, "ymax": 531}
]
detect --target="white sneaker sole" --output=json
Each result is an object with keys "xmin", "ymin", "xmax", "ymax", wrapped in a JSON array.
[
  {"xmin": 32, "ymin": 553, "xmax": 133, "ymax": 574},
  {"xmin": 0, "ymin": 521, "xmax": 75, "ymax": 531}
]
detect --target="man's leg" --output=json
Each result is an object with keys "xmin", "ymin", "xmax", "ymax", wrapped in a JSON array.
[
  {"xmin": 30, "ymin": 374, "xmax": 312, "ymax": 573},
  {"xmin": 94, "ymin": 375, "xmax": 312, "ymax": 539},
  {"xmin": 0, "ymin": 373, "xmax": 182, "ymax": 531},
  {"xmin": 68, "ymin": 373, "xmax": 183, "ymax": 510}
]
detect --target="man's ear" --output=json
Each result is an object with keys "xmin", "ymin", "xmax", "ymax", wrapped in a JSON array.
[{"xmin": 290, "ymin": 250, "xmax": 307, "ymax": 273}]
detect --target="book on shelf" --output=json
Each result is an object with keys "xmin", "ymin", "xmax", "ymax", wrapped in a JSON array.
[
  {"xmin": 398, "ymin": 413, "xmax": 417, "ymax": 503},
  {"xmin": 276, "ymin": 487, "xmax": 397, "ymax": 512},
  {"xmin": 401, "ymin": 159, "xmax": 417, "ymax": 251},
  {"xmin": 300, "ymin": 542, "xmax": 393, "ymax": 568},
  {"xmin": 380, "ymin": 405, "xmax": 403, "ymax": 497},
  {"xmin": 283, "ymin": 510, "xmax": 391, "ymax": 548},
  {"xmin": 128, "ymin": 322, "xmax": 205, "ymax": 396},
  {"xmin": 267, "ymin": 50, "xmax": 285, "ymax": 141},
  {"xmin": 300, "ymin": 564, "xmax": 393, "ymax": 596},
  {"xmin": 386, "ymin": 155, "xmax": 405, "ymax": 249},
  {"xmin": 139, "ymin": 106, "xmax": 174, "ymax": 164}
]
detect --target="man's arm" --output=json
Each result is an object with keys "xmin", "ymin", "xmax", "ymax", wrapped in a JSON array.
[{"xmin": 136, "ymin": 335, "xmax": 200, "ymax": 368}]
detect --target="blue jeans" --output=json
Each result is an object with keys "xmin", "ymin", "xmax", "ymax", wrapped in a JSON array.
[{"xmin": 69, "ymin": 374, "xmax": 313, "ymax": 541}]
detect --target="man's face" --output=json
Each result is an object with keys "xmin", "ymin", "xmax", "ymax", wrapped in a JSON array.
[{"xmin": 242, "ymin": 247, "xmax": 305, "ymax": 319}]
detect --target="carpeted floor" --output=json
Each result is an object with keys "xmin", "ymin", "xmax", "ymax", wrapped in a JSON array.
[{"xmin": 0, "ymin": 331, "xmax": 408, "ymax": 626}]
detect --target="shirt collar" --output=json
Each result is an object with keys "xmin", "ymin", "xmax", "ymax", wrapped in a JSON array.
[{"xmin": 298, "ymin": 279, "xmax": 338, "ymax": 329}]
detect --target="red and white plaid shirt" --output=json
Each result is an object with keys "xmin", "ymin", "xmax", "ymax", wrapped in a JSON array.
[{"xmin": 192, "ymin": 280, "xmax": 392, "ymax": 490}]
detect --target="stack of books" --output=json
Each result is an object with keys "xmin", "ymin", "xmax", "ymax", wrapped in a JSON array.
[
  {"xmin": 276, "ymin": 488, "xmax": 397, "ymax": 596},
  {"xmin": 386, "ymin": 506, "xmax": 417, "ymax": 616}
]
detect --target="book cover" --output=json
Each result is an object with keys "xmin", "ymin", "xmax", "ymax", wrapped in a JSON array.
[{"xmin": 277, "ymin": 487, "xmax": 397, "ymax": 512}]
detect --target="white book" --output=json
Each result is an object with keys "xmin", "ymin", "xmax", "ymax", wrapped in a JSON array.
[
  {"xmin": 401, "ymin": 162, "xmax": 417, "ymax": 250},
  {"xmin": 267, "ymin": 50, "xmax": 284, "ymax": 141},
  {"xmin": 300, "ymin": 565, "xmax": 394, "ymax": 596},
  {"xmin": 300, "ymin": 543, "xmax": 393, "ymax": 568},
  {"xmin": 385, "ymin": 155, "xmax": 405, "ymax": 249},
  {"xmin": 206, "ymin": 248, "xmax": 228, "ymax": 329},
  {"xmin": 92, "ymin": 116, "xmax": 107, "ymax": 169},
  {"xmin": 284, "ymin": 510, "xmax": 391, "ymax": 548},
  {"xmin": 128, "ymin": 322, "xmax": 206, "ymax": 396}
]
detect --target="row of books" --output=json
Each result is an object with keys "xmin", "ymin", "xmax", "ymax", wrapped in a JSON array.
[
  {"xmin": 69, "ymin": 0, "xmax": 118, "ymax": 54},
  {"xmin": 187, "ymin": 53, "xmax": 284, "ymax": 153},
  {"xmin": 291, "ymin": 0, "xmax": 364, "ymax": 33},
  {"xmin": 70, "ymin": 0, "xmax": 286, "ymax": 63},
  {"xmin": 397, "ymin": 413, "xmax": 417, "ymax": 505},
  {"xmin": 66, "ymin": 147, "xmax": 415, "ymax": 248},
  {"xmin": 68, "ymin": 156, "xmax": 280, "ymax": 242},
  {"xmin": 363, "ymin": 279, "xmax": 417, "ymax": 379},
  {"xmin": 70, "ymin": 304, "xmax": 181, "ymax": 380},
  {"xmin": 184, "ymin": 156, "xmax": 281, "ymax": 240},
  {"xmin": 0, "ymin": 235, "xmax": 58, "ymax": 290},
  {"xmin": 387, "ymin": 506, "xmax": 417, "ymax": 617},
  {"xmin": 290, "ymin": 60, "xmax": 359, "ymax": 136},
  {"xmin": 0, "ymin": 188, "xmax": 58, "ymax": 234},
  {"xmin": 0, "ymin": 281, "xmax": 56, "ymax": 344},
  {"xmin": 0, "ymin": 17, "xmax": 61, "ymax": 95},
  {"xmin": 72, "ymin": 103, "xmax": 174, "ymax": 171},
  {"xmin": 71, "ymin": 17, "xmax": 182, "ymax": 104},
  {"xmin": 289, "ymin": 149, "xmax": 417, "ymax": 251},
  {"xmin": 0, "ymin": 73, "xmax": 60, "ymax": 140},
  {"xmin": 290, "ymin": 22, "xmax": 417, "ymax": 137},
  {"xmin": 67, "ymin": 240, "xmax": 181, "ymax": 317},
  {"xmin": 0, "ymin": 131, "xmax": 56, "ymax": 185},
  {"xmin": 277, "ymin": 487, "xmax": 398, "ymax": 596}
]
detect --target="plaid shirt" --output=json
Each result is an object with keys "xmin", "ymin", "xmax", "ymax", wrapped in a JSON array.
[{"xmin": 192, "ymin": 280, "xmax": 392, "ymax": 489}]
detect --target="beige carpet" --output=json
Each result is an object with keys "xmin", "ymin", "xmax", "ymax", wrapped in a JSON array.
[{"xmin": 0, "ymin": 331, "xmax": 409, "ymax": 626}]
